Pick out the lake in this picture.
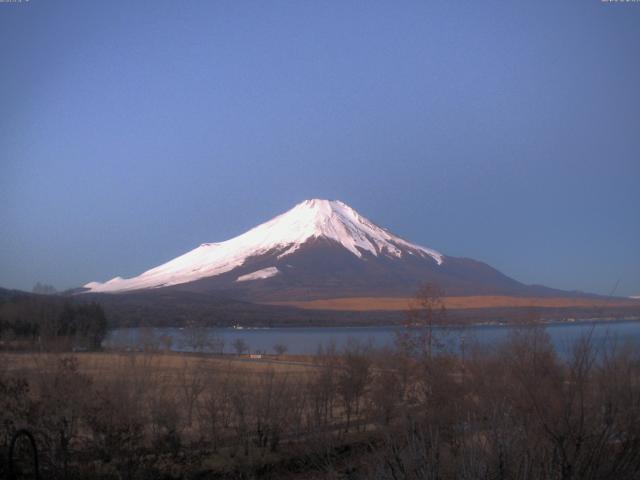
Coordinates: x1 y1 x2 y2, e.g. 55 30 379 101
104 319 640 357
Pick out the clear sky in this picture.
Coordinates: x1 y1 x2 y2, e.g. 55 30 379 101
1 1 639 296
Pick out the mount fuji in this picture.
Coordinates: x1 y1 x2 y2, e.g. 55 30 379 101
83 199 569 301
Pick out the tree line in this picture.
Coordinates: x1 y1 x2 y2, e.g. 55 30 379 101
0 292 108 350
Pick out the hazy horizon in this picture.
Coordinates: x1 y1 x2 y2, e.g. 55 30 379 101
1 1 639 296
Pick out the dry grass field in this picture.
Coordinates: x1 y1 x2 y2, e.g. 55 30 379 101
1 350 316 380
0 350 333 478
267 295 640 311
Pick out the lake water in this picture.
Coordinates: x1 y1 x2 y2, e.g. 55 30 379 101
105 320 640 357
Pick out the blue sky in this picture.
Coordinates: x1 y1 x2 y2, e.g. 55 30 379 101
1 0 639 296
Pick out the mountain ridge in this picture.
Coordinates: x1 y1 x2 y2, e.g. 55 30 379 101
84 199 444 294
82 199 595 301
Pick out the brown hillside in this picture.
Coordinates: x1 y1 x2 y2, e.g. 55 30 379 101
266 295 640 312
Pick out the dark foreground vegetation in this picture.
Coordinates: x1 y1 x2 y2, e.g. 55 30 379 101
1 324 639 479
0 291 108 351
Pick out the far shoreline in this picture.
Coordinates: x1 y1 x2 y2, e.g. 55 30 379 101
107 315 640 332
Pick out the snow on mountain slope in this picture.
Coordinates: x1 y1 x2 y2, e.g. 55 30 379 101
236 267 280 282
83 199 443 293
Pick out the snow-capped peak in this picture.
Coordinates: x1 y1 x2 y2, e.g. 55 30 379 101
272 199 442 261
83 199 443 293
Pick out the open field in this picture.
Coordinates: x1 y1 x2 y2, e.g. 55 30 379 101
267 295 640 311
1 348 395 478
2 350 316 377
0 350 341 478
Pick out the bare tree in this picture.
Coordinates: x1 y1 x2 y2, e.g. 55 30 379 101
177 359 207 427
232 338 249 356
198 366 233 452
149 386 181 454
84 372 146 479
338 339 372 432
252 369 292 453
310 348 338 428
159 334 173 352
369 368 401 426
273 343 288 356
138 326 159 352
229 377 251 456
181 327 221 353
35 356 92 477
210 333 225 355
397 282 447 360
